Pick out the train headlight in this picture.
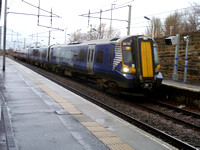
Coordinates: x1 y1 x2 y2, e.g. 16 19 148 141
123 67 130 73
121 65 136 74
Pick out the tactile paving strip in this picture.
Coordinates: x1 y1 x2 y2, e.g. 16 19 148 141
80 121 134 150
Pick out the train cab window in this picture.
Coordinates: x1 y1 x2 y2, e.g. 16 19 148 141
79 50 85 61
153 45 159 65
96 50 104 63
122 45 133 67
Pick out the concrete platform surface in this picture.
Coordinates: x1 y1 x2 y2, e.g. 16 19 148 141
163 79 200 93
0 57 177 150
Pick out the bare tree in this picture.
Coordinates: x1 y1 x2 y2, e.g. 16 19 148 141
97 23 120 39
106 26 121 39
182 3 200 32
89 23 120 40
69 29 87 43
97 23 106 39
145 17 163 37
164 12 183 36
69 23 121 42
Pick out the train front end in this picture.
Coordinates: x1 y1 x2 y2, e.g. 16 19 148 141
117 35 163 90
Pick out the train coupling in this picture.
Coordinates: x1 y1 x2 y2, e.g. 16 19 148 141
142 83 153 89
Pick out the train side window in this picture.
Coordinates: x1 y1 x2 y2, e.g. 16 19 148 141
87 50 90 62
33 49 39 56
109 48 114 65
96 50 104 63
42 49 46 57
91 49 94 62
79 50 85 61
51 48 56 59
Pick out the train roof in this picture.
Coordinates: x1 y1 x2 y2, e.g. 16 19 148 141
50 35 151 48
81 37 120 44
80 35 148 45
67 35 145 46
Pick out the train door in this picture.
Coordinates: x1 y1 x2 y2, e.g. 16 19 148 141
138 38 155 81
87 45 95 73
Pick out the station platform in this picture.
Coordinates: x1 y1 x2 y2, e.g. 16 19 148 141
162 79 200 93
0 57 177 150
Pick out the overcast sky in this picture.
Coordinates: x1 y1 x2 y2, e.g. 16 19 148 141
1 0 199 48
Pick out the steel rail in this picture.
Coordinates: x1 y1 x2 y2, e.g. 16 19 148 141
154 101 200 119
137 103 200 130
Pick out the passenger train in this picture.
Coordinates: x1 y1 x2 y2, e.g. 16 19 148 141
13 35 163 94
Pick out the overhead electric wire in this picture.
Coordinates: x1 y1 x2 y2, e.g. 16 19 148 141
87 0 131 14
80 0 134 16
8 12 58 17
7 28 21 35
80 15 127 22
90 0 119 11
116 0 134 7
29 30 59 36
79 0 134 26
21 0 61 18
131 4 200 20
8 0 15 9
38 24 64 31
130 7 200 27
80 5 129 16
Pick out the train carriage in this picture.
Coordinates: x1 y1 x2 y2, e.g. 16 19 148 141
15 35 163 94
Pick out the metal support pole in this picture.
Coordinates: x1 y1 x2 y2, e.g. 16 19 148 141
127 5 131 35
172 34 180 81
64 28 66 44
152 21 154 39
99 9 102 39
24 38 26 49
17 33 19 49
0 26 2 50
38 0 40 25
170 26 174 35
110 4 115 38
3 0 7 71
0 0 2 18
48 31 51 46
64 28 68 44
184 36 189 82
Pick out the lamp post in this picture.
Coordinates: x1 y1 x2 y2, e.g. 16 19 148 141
3 0 8 71
144 16 154 38
48 30 51 46
127 5 131 35
64 28 68 44
110 4 116 38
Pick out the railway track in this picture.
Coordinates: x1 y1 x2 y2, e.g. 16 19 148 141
12 58 199 150
138 99 200 131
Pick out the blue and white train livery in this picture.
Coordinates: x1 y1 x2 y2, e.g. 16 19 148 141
14 35 163 94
